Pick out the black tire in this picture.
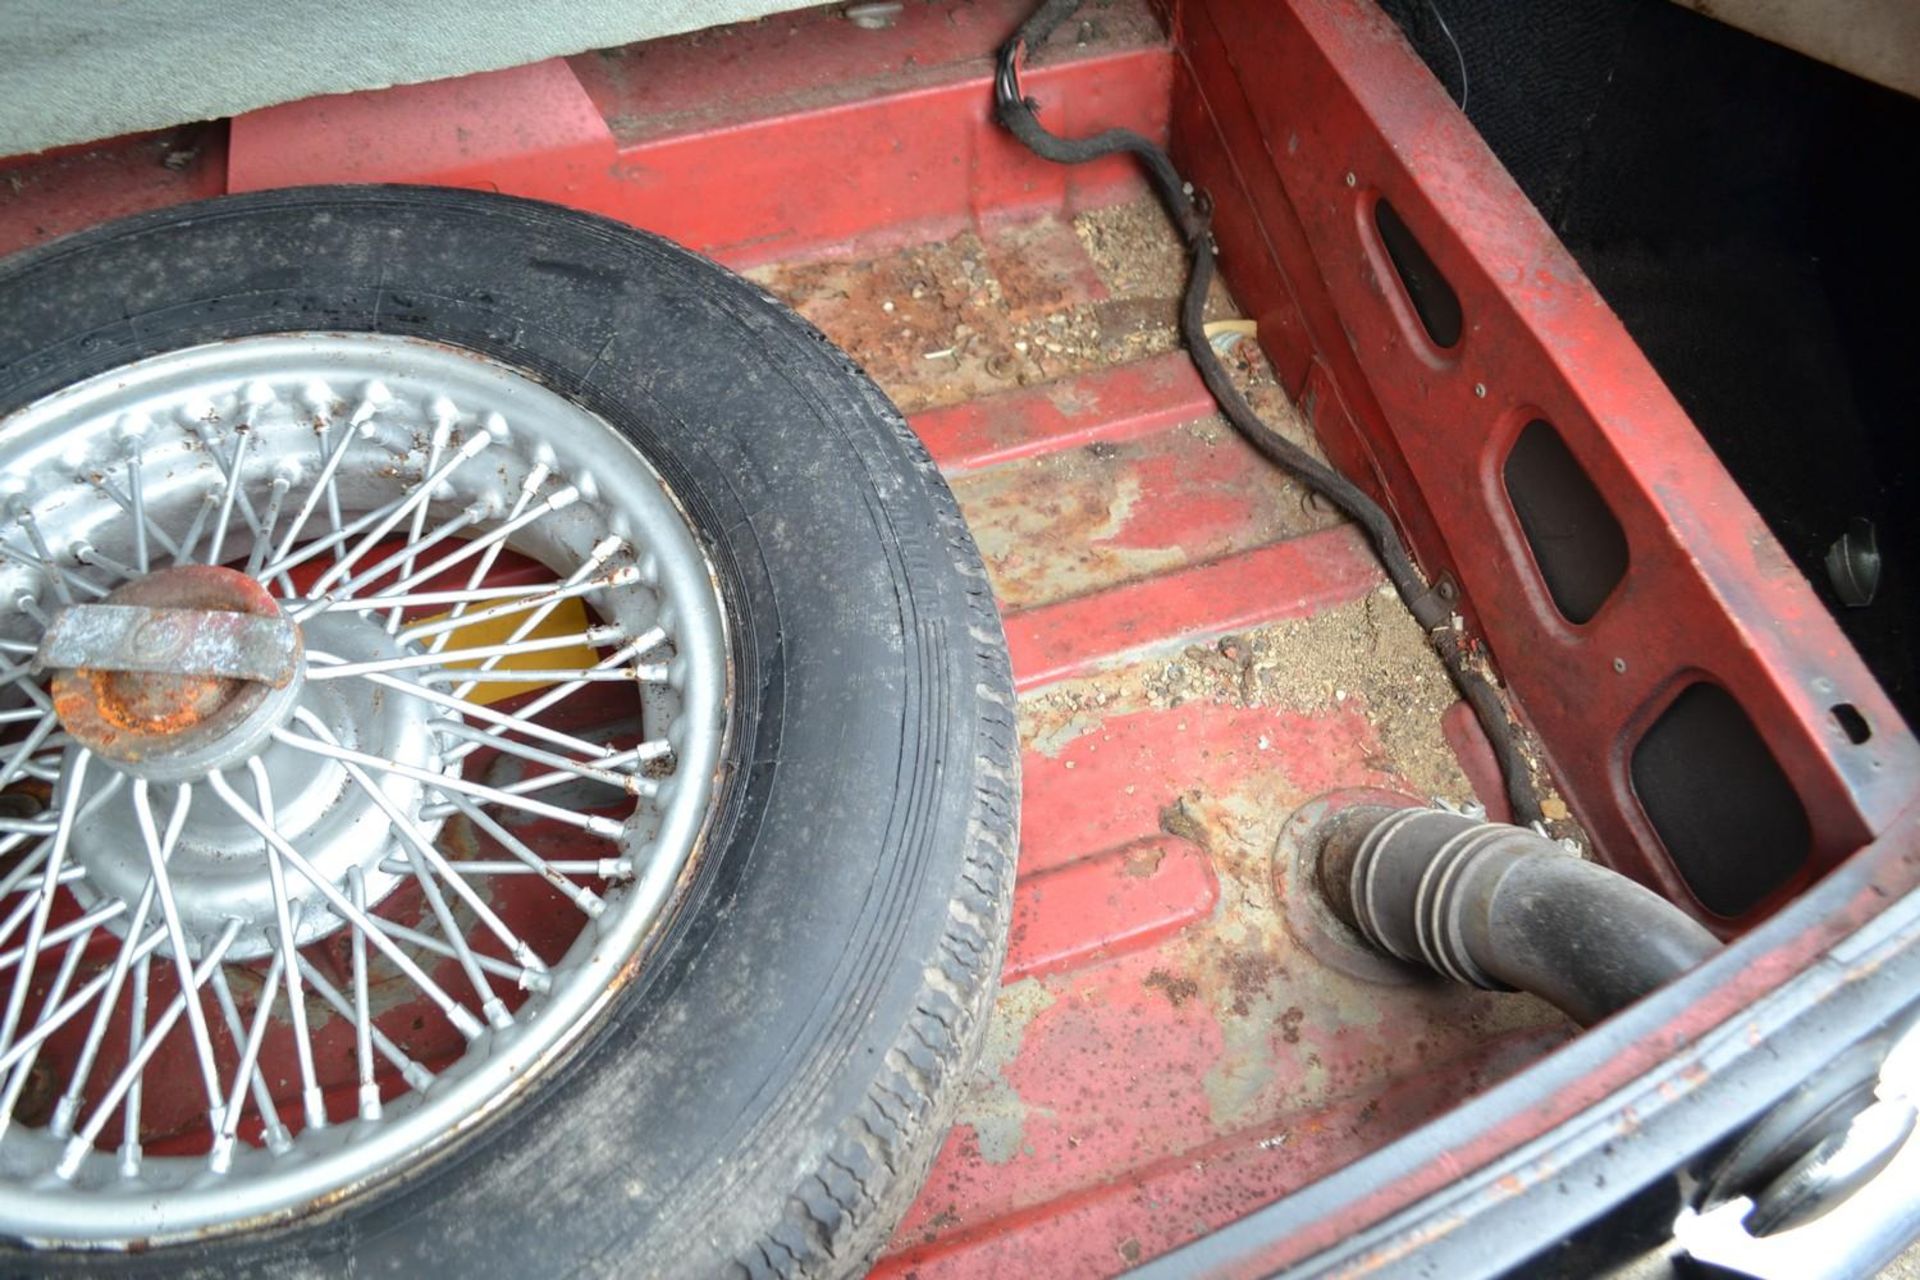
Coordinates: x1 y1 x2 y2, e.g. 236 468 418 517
0 188 1018 1278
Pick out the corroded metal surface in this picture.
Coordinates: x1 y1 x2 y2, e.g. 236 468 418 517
37 568 295 687
44 566 300 772
869 637 1569 1275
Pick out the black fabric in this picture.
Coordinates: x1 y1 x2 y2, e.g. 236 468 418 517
1381 0 1920 726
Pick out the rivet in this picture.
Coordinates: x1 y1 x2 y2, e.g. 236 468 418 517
1344 172 1357 188
1473 383 1487 398
1612 658 1627 674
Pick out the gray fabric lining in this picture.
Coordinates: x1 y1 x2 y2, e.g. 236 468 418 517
0 0 810 157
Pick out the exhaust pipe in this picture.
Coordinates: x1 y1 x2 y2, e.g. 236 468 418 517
1313 805 1720 1026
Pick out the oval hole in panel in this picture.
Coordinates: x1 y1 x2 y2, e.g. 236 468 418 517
1504 419 1630 624
1375 198 1462 349
1631 682 1810 918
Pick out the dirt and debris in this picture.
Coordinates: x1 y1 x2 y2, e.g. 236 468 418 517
1075 192 1297 437
760 191 1585 1195
1206 593 1467 803
751 197 1250 415
953 420 1339 610
1073 198 1189 300
1220 948 1284 1019
751 219 1130 413
1023 587 1476 804
1021 578 1586 854
1075 195 1303 435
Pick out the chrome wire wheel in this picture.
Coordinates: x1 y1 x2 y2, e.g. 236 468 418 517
0 333 730 1246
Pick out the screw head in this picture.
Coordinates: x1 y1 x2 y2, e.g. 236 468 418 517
1612 658 1627 674
1344 172 1357 188
1473 382 1487 398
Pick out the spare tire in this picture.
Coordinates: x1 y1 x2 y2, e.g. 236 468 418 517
0 187 1017 1278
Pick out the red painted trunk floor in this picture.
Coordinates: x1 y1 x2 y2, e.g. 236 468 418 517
751 198 1576 1278
0 3 1686 1267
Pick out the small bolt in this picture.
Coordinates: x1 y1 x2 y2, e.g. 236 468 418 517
1473 383 1487 398
1612 658 1627 674
1436 579 1458 601
1344 172 1357 188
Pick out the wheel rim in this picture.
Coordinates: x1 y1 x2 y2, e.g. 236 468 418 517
0 333 731 1245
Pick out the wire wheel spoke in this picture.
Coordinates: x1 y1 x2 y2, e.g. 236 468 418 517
131 780 228 1136
0 331 724 1243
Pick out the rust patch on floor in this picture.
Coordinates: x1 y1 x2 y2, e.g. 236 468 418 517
750 198 1253 416
1143 968 1200 1007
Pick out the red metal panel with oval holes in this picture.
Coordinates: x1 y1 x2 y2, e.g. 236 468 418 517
1166 0 1920 928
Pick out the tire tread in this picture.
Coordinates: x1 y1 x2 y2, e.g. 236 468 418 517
726 378 1019 1277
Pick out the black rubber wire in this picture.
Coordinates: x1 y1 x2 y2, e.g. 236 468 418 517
994 0 1543 824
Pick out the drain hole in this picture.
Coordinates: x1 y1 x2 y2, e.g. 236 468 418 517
1832 702 1872 744
1631 682 1810 917
1504 419 1630 624
1374 198 1462 349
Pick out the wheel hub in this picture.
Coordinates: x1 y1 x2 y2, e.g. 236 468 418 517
43 564 305 783
43 570 450 960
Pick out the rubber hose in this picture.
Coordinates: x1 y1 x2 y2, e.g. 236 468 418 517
1316 805 1721 1025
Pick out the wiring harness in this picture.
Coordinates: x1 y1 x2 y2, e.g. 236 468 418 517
994 0 1542 823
